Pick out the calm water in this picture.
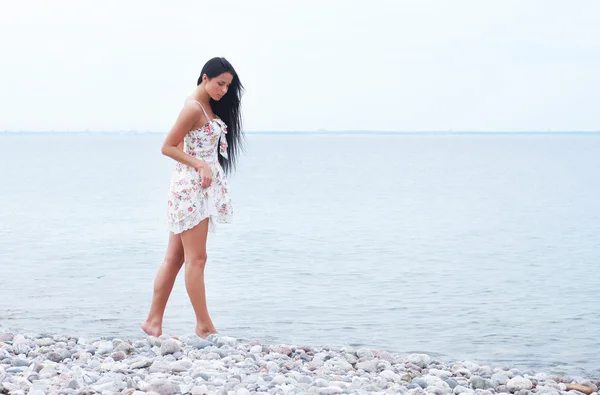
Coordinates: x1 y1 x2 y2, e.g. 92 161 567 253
0 132 599 378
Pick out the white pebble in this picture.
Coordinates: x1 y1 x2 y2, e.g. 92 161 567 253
94 340 113 355
407 353 431 368
379 369 400 381
250 345 262 353
191 385 209 395
266 361 279 373
506 376 533 391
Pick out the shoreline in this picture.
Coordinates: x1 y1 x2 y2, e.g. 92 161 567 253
1 330 599 395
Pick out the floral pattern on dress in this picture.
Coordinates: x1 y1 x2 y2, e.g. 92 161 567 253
167 116 233 234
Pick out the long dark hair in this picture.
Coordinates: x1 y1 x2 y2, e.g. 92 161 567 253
197 57 245 175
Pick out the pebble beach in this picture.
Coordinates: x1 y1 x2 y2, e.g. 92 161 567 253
1 328 598 395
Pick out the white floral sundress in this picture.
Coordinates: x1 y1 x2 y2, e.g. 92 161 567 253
167 100 233 234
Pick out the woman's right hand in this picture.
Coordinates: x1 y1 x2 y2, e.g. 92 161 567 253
195 160 212 188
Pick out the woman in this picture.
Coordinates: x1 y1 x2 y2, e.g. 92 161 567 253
142 57 244 339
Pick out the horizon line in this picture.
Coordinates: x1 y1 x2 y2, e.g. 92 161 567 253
1 130 600 135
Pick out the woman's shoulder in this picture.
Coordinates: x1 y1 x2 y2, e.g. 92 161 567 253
180 98 205 118
183 96 202 108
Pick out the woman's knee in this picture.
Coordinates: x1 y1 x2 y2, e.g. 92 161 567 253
186 253 208 268
164 252 184 268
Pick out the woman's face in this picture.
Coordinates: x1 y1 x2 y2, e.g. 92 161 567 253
204 72 233 101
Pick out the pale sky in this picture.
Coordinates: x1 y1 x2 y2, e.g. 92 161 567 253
1 0 599 132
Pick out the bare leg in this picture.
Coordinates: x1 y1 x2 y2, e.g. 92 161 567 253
179 218 218 338
142 232 184 337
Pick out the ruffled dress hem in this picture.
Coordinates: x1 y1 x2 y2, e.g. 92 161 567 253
168 212 232 234
168 194 233 234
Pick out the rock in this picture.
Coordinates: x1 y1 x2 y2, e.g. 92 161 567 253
112 351 127 361
356 359 378 372
406 387 427 395
314 378 330 387
580 381 598 392
326 357 353 372
427 388 446 395
536 386 560 395
266 361 279 374
469 375 493 390
250 345 262 353
193 340 213 350
462 361 480 372
191 384 209 394
422 375 452 392
27 372 40 383
269 344 292 355
429 368 451 378
319 386 343 394
565 384 595 395
0 333 14 343
178 335 213 350
506 376 533 392
159 339 181 355
492 372 510 386
11 341 31 355
31 361 44 373
148 379 180 395
6 366 27 374
453 385 474 394
39 367 58 379
114 341 135 355
412 378 428 388
94 340 114 355
165 360 193 373
34 337 54 347
67 379 81 389
272 374 286 385
11 358 31 367
453 368 471 378
298 375 313 384
130 358 153 369
379 369 401 382
479 366 494 378
0 348 11 359
354 349 374 360
93 380 126 393
227 354 244 363
46 351 66 362
209 335 237 348
444 378 459 389
308 358 325 371
407 354 431 368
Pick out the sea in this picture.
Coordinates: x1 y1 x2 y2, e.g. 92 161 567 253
0 131 598 378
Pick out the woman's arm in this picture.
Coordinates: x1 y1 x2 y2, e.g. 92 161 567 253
161 102 213 187
161 103 204 169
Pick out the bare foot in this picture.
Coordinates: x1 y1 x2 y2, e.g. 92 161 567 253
195 324 218 339
141 320 162 337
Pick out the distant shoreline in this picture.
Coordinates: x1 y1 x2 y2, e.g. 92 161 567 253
1 131 599 135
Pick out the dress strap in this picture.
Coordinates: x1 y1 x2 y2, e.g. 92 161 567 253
186 99 212 123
